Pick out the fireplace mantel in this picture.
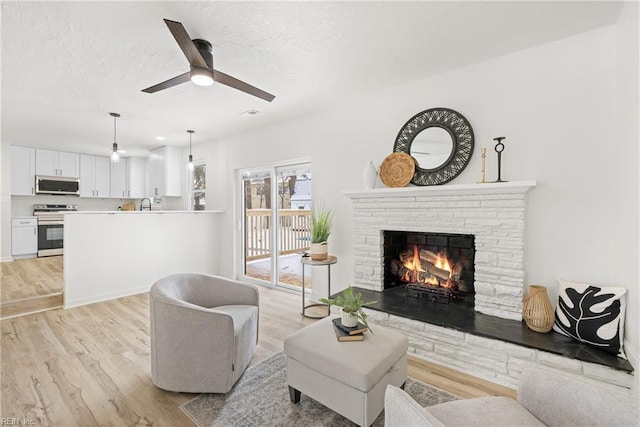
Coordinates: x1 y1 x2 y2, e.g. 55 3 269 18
343 180 537 199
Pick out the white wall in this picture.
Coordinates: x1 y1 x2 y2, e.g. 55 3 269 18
9 193 183 217
64 212 220 308
11 195 124 216
1 141 12 261
614 0 639 390
195 22 639 381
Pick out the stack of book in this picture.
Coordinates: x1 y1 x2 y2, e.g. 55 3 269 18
332 317 368 341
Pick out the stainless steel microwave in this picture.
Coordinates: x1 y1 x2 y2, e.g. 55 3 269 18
35 175 80 196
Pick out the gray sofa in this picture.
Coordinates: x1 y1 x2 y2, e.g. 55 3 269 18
150 273 259 393
385 365 639 426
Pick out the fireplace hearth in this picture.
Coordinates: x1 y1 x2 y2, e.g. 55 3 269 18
330 286 633 375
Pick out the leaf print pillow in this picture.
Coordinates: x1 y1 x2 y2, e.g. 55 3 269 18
553 279 627 359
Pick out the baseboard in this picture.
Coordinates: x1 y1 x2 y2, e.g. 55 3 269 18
63 286 150 309
407 353 517 399
1 256 14 263
1 293 63 319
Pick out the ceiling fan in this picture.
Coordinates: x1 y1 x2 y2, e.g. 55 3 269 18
142 19 275 102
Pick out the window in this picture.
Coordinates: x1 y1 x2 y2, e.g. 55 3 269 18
192 163 206 210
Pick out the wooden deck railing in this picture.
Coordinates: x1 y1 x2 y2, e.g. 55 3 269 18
245 209 311 261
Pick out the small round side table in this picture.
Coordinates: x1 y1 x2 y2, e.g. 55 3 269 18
301 255 337 319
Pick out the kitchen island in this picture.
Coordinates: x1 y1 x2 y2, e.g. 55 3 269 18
64 210 223 308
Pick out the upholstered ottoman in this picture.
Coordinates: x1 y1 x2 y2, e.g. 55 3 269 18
284 316 408 426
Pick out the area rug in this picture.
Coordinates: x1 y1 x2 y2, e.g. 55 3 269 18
180 352 458 427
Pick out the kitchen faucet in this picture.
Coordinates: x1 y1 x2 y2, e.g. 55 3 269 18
140 198 152 211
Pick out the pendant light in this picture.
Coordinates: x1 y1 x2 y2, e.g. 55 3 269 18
110 112 121 163
187 130 195 171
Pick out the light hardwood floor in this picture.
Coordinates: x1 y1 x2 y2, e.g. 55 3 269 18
1 285 514 426
1 256 64 319
1 256 63 303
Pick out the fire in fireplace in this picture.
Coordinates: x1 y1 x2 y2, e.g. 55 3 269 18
383 231 475 304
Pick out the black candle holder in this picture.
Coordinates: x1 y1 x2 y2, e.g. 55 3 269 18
492 137 508 183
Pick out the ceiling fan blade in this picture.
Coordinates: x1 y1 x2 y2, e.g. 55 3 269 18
163 19 208 69
213 70 275 102
142 72 191 93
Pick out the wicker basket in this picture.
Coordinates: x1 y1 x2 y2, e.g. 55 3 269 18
522 285 555 333
379 152 416 187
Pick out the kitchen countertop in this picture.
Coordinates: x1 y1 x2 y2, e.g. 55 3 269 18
66 210 225 214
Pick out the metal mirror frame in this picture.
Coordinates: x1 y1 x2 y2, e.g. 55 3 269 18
393 107 474 186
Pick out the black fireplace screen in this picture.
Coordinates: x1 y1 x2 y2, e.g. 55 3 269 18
383 231 475 303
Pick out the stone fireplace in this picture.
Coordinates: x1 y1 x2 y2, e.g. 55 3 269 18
346 182 535 321
343 181 634 389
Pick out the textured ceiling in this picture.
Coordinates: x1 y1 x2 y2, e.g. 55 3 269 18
1 1 622 157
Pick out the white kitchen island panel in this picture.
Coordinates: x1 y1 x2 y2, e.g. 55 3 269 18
64 211 223 308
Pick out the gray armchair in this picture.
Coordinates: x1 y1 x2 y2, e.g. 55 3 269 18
385 365 638 426
150 273 259 393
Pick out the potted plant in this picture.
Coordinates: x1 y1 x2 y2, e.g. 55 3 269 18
310 203 334 261
321 286 376 330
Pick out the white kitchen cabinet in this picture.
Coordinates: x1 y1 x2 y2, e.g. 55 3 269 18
12 217 38 258
79 155 94 197
94 156 110 197
80 154 110 198
11 145 36 196
149 146 182 197
36 149 80 178
126 157 146 199
110 157 146 199
35 149 57 176
149 148 163 197
110 159 127 198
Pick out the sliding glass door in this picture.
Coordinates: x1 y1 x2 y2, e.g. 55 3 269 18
239 162 312 290
242 169 274 283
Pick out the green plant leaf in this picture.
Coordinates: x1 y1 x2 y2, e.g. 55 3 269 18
320 286 377 333
311 203 334 244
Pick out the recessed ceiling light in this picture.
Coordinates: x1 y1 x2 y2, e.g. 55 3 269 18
155 136 165 141
240 109 260 116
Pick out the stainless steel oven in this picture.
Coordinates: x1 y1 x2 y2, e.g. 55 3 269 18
33 204 78 257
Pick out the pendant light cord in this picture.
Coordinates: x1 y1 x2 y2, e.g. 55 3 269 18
187 130 195 162
109 112 120 150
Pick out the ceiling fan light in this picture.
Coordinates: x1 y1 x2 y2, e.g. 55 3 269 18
190 68 213 86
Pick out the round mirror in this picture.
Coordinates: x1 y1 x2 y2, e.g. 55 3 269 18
393 108 474 186
409 127 454 170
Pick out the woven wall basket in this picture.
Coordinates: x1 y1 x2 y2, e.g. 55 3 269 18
522 285 555 333
379 152 416 187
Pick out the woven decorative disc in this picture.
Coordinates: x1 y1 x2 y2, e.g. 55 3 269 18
379 152 416 187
